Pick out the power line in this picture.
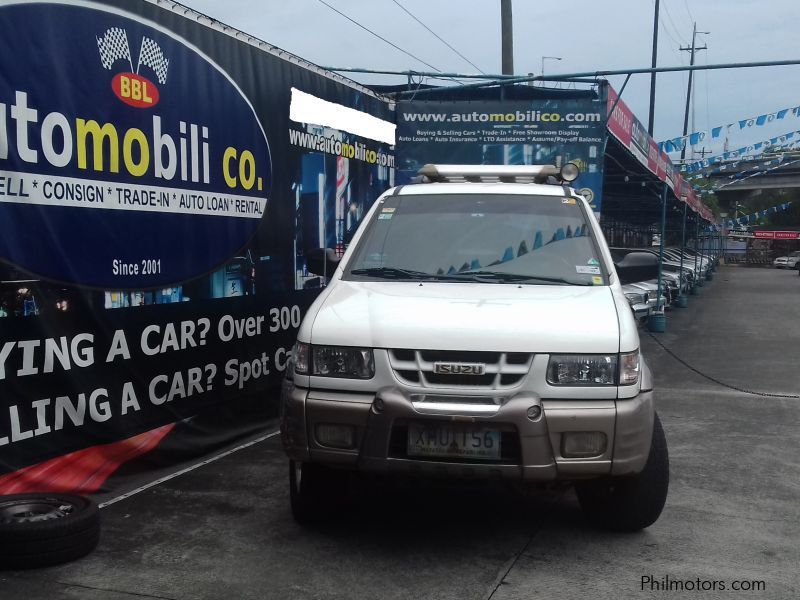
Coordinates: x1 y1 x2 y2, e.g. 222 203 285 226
683 0 695 24
703 50 712 151
314 0 442 73
661 0 687 45
389 0 485 74
650 0 683 61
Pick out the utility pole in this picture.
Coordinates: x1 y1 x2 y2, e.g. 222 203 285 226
647 0 660 135
679 23 709 161
501 0 513 75
541 56 562 86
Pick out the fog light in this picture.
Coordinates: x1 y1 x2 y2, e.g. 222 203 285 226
373 397 385 413
315 424 356 449
562 431 607 458
526 405 542 420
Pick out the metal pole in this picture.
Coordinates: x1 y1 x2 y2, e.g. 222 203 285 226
680 24 697 162
391 58 800 98
657 183 667 309
677 201 688 306
647 0 660 135
607 73 632 118
501 0 513 75
679 25 708 161
321 66 598 81
693 216 702 289
648 183 669 331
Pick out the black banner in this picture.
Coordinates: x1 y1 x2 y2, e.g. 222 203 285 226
0 0 394 489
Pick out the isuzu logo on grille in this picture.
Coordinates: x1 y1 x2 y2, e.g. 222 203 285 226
433 362 486 375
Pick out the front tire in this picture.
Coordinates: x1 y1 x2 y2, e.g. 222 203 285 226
289 460 344 524
576 412 669 531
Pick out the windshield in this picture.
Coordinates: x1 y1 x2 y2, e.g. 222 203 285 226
344 193 605 286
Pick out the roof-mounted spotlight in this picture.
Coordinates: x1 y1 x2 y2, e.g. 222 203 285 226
560 162 580 182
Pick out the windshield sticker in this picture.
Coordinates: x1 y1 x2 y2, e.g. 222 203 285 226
562 198 576 204
381 207 396 213
592 276 603 285
587 258 600 265
378 213 393 220
576 265 602 275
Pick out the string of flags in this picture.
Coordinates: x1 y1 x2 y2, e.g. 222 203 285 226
688 155 788 181
711 158 800 192
700 202 793 231
720 202 793 229
682 130 800 173
659 105 800 152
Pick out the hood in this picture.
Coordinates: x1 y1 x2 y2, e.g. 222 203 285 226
309 280 622 353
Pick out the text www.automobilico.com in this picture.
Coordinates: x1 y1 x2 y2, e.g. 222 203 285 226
288 129 394 167
402 110 602 124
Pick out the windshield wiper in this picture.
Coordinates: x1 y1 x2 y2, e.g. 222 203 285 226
450 271 593 285
350 267 439 280
350 267 593 286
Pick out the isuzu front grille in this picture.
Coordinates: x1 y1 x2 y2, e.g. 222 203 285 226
388 349 533 390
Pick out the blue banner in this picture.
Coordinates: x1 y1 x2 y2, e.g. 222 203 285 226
0 2 272 288
396 99 607 213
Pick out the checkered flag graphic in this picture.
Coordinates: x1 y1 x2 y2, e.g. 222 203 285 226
137 36 169 84
97 27 133 71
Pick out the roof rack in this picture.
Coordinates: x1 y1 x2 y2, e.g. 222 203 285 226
417 163 580 184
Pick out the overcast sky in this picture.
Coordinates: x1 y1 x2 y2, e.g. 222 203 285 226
178 0 800 160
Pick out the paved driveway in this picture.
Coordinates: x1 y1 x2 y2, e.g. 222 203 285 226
2 266 798 600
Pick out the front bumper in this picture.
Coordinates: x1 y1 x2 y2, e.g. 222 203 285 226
631 302 650 320
280 381 654 482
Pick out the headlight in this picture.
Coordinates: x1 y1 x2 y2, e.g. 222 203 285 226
624 292 643 304
619 350 640 385
311 345 375 379
293 342 310 375
547 354 617 386
547 351 640 386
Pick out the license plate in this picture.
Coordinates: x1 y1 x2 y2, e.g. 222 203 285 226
407 424 501 460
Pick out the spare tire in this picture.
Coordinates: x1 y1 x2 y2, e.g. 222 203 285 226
0 493 100 570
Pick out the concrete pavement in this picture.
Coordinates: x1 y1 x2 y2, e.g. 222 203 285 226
2 266 798 600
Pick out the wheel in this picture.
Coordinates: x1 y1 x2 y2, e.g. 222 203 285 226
289 460 344 524
576 413 669 531
0 493 100 570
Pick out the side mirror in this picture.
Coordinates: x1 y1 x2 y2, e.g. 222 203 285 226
306 248 340 277
614 251 659 285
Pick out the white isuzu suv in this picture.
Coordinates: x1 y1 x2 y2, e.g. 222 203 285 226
280 164 669 531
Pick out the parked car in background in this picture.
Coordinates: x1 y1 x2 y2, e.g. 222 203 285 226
661 263 692 292
611 248 686 303
628 280 668 312
622 285 650 321
773 251 800 269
